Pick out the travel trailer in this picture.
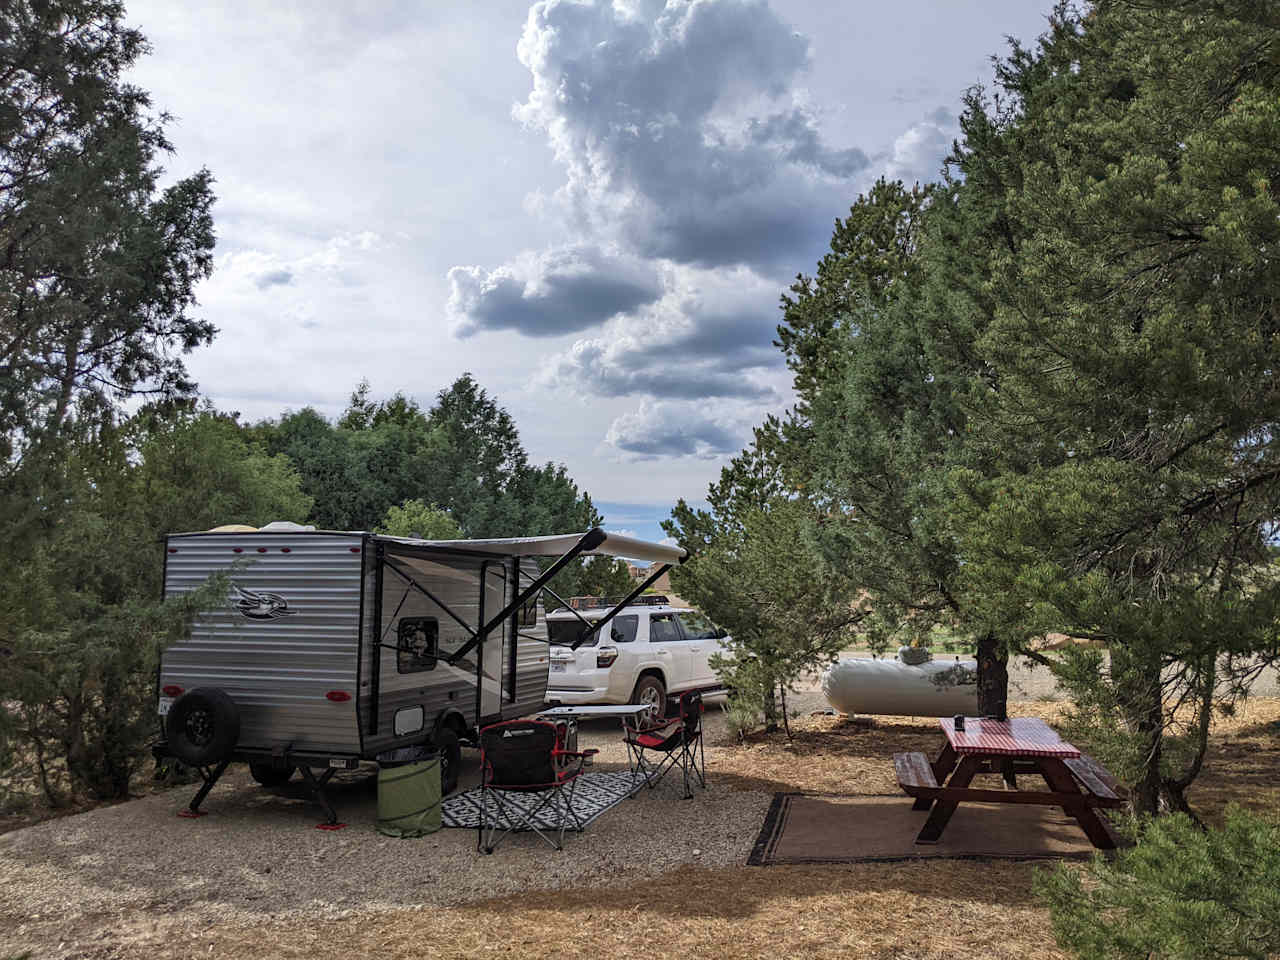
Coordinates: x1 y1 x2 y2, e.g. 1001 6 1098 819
154 523 686 822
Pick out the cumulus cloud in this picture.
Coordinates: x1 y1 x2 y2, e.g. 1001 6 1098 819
254 268 294 289
447 244 664 338
883 107 958 186
606 399 747 460
538 265 782 401
511 0 869 272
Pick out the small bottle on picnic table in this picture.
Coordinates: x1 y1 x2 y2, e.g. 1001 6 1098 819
954 715 965 731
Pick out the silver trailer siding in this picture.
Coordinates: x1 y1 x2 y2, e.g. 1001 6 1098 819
161 532 364 755
161 533 551 761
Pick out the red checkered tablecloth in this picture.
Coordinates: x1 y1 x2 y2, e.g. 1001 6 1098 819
939 717 1080 758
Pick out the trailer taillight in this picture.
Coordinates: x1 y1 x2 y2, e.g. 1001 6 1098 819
162 685 184 697
326 690 352 702
349 547 361 554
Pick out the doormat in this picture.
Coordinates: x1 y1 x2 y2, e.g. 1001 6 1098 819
748 793 1098 866
441 770 637 831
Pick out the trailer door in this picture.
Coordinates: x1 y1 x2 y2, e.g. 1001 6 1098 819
479 560 508 718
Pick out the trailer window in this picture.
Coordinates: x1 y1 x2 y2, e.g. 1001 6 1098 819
397 618 438 673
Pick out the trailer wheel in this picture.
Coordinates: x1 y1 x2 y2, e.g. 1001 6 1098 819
249 760 294 787
435 729 461 795
165 688 240 766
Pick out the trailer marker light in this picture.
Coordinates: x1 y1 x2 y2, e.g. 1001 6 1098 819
162 684 184 697
280 547 291 553
167 547 178 554
256 547 268 553
232 547 243 553
325 690 352 702
349 546 361 554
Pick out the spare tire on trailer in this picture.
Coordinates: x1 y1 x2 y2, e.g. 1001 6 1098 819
165 687 240 767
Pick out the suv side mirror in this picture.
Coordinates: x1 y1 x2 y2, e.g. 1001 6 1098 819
714 627 728 639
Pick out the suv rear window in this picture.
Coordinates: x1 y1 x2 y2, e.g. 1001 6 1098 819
547 613 639 647
548 619 594 647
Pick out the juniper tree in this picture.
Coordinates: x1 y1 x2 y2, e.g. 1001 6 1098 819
947 0 1280 815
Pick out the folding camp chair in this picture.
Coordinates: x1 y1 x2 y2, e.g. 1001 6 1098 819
623 690 706 799
477 719 597 854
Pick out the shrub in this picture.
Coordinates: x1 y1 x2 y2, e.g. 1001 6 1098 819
1036 807 1280 960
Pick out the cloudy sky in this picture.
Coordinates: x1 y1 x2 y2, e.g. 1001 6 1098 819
126 0 1049 542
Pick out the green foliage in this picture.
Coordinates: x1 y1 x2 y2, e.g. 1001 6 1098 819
253 374 605 541
941 0 1280 813
777 177 933 410
1036 807 1280 960
376 499 464 540
0 0 216 467
0 409 310 805
669 495 862 735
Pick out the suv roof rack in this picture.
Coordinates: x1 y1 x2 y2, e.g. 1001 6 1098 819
566 594 670 610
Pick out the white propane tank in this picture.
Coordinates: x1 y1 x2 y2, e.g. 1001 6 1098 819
822 651 979 717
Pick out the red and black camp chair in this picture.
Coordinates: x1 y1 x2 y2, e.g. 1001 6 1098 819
623 690 706 799
477 719 597 854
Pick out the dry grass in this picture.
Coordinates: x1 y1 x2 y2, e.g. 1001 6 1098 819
709 699 1280 821
121 860 1069 960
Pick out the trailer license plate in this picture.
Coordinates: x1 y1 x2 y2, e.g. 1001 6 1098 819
157 696 174 716
550 663 567 673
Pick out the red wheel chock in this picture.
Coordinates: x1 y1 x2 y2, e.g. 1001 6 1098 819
315 822 347 831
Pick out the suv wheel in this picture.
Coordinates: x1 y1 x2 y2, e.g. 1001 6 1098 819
631 675 666 721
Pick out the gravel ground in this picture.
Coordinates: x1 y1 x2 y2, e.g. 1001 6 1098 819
0 715 769 959
4 654 1276 958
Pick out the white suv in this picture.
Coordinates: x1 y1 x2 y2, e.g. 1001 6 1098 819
544 596 729 717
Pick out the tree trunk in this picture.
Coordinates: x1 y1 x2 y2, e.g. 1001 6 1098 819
1129 664 1166 817
976 631 1008 720
763 683 780 733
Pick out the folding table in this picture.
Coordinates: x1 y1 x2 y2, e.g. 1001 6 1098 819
536 704 656 791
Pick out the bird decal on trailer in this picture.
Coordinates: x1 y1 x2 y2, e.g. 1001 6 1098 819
232 583 298 620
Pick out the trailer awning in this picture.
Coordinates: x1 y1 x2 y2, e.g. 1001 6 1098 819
377 528 686 566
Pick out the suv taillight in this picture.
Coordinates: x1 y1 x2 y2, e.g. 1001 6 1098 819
596 648 619 669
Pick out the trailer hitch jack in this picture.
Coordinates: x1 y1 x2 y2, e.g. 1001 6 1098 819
179 758 231 817
298 766 344 828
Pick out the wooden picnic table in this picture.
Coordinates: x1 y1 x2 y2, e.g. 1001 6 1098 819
894 716 1125 849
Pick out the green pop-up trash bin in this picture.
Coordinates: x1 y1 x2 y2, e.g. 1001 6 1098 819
376 748 442 838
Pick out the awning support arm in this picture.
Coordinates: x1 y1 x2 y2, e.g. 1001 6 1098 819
446 528 607 665
571 563 672 650
521 575 594 631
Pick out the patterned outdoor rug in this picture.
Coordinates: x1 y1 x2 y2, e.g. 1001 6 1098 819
748 793 1098 865
441 770 638 830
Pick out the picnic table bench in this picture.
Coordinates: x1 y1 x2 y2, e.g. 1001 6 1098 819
894 717 1125 849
